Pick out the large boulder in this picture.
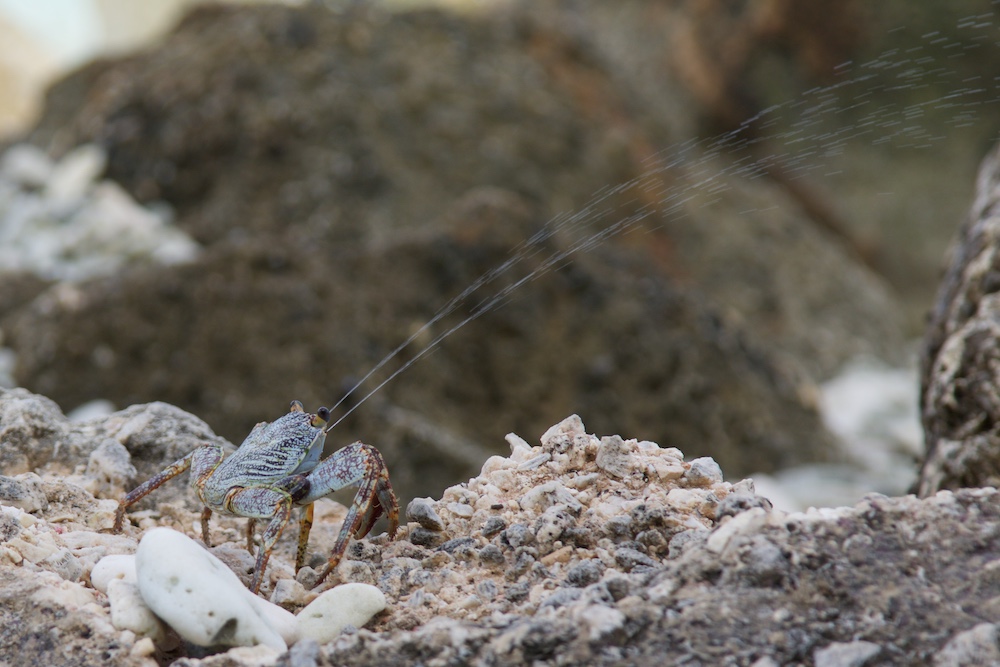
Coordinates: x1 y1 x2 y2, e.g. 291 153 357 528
5 197 835 499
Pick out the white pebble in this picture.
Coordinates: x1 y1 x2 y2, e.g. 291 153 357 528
647 577 678 605
107 579 170 645
85 499 121 531
685 457 723 486
934 623 1000 667
574 603 626 642
595 436 635 479
447 502 475 518
296 583 386 644
505 433 533 454
253 596 299 647
519 481 582 514
269 577 310 608
135 527 290 651
666 487 709 514
129 637 157 658
8 533 59 564
706 507 769 554
59 529 133 552
535 505 574 544
517 452 551 470
480 455 514 475
91 554 137 593
645 458 685 482
566 472 600 489
540 415 586 445
814 640 881 667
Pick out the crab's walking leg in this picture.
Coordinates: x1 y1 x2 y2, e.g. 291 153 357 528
246 519 257 553
113 444 225 532
300 442 399 587
224 487 295 594
224 473 312 593
296 503 315 572
200 507 213 546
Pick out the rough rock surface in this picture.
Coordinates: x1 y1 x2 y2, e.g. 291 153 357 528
0 2 908 503
1 388 999 666
919 143 1000 495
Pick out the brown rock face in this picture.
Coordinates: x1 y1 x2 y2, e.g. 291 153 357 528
5 207 832 502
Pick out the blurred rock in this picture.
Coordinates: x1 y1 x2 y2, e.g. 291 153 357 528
0 142 199 282
1 3 912 502
565 1 997 336
919 142 1000 495
4 224 837 499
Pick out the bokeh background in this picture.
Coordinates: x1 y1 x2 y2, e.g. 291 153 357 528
1 0 998 510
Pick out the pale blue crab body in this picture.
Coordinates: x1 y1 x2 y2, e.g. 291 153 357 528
114 401 399 594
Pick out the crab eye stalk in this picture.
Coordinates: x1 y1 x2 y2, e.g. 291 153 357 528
312 407 331 427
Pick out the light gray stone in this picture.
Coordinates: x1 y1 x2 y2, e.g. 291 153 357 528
814 640 881 667
135 527 293 651
295 583 386 645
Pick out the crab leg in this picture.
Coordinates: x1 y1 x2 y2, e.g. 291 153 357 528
113 444 225 532
200 507 213 546
298 442 399 587
296 503 315 572
246 518 257 553
223 487 296 594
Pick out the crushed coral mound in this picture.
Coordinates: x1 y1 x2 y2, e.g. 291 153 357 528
355 415 746 631
0 387 752 663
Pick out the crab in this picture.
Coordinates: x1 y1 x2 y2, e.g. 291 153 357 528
113 400 399 594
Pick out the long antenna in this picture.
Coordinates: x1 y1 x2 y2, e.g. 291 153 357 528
320 135 751 435
323 202 658 434
321 17 996 433
321 176 656 434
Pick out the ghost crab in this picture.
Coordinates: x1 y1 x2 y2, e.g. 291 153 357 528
113 401 399 594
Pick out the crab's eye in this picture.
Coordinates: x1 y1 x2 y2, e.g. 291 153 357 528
312 407 331 427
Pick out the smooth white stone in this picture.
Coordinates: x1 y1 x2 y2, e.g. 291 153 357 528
91 553 138 595
135 527 288 651
66 399 116 422
252 596 298 647
296 583 386 645
107 579 170 645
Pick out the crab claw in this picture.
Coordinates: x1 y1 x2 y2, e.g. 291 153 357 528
295 441 400 587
